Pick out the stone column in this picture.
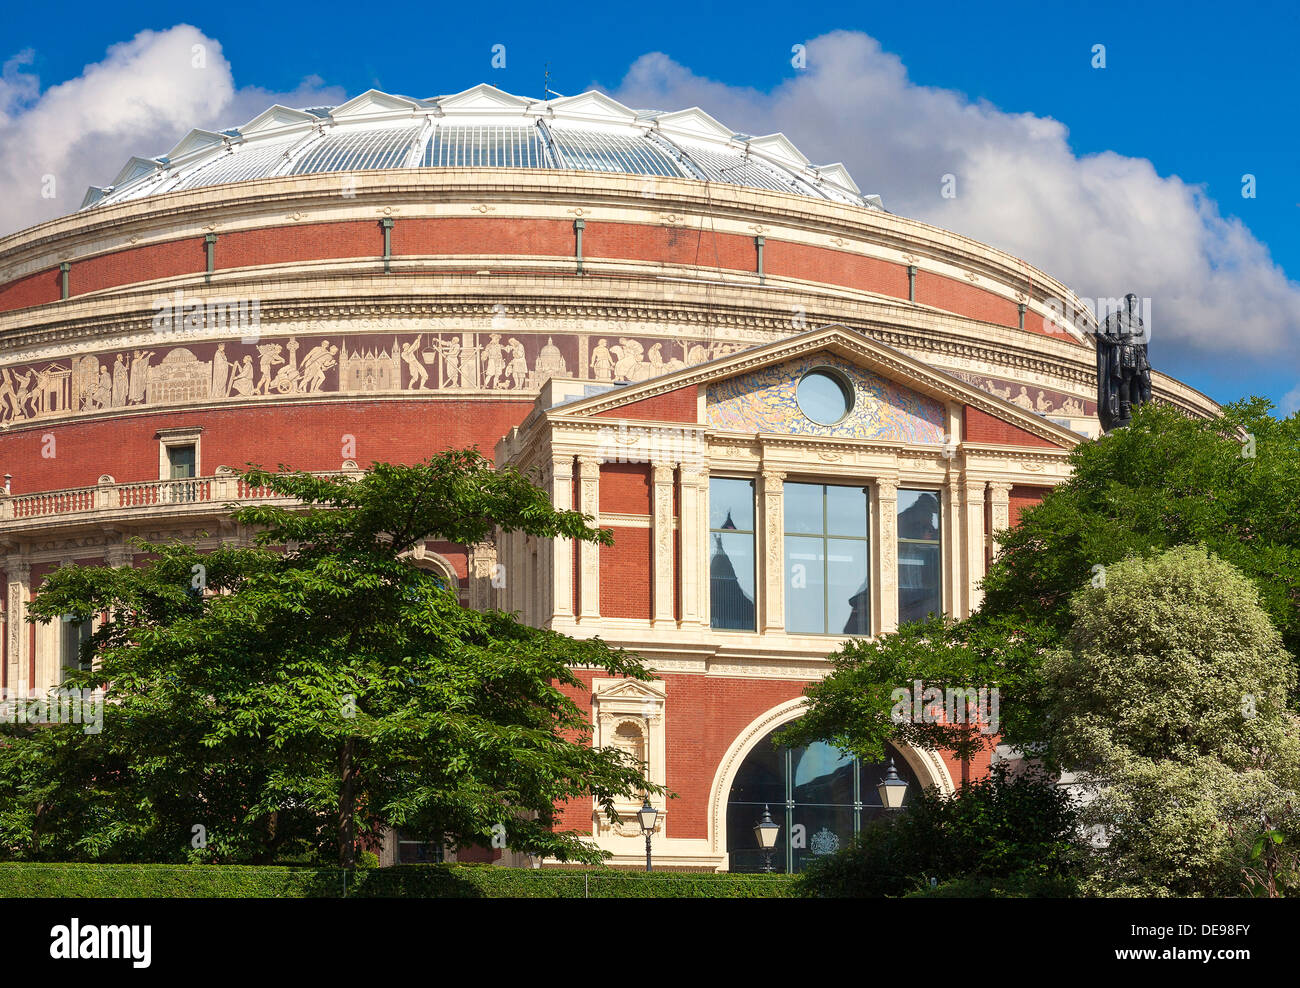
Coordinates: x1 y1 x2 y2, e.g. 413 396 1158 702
679 465 707 628
758 470 785 633
697 469 712 629
962 479 987 616
577 457 601 620
104 541 134 569
5 558 30 695
468 542 498 611
988 481 1013 559
944 478 962 619
651 462 676 626
875 477 899 635
547 455 575 624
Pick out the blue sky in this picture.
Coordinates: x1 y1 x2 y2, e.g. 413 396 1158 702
3 0 1296 409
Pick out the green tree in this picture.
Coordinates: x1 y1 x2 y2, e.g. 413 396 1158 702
778 616 1055 767
982 399 1300 661
797 763 1080 897
0 452 662 867
1042 547 1300 896
782 398 1300 771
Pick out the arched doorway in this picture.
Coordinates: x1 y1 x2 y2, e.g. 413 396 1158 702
725 726 922 873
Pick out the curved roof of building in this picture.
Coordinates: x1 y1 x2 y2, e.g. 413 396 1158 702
81 84 880 212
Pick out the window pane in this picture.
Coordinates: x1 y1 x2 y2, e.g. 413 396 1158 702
168 444 196 479
827 538 871 635
61 618 93 681
898 489 941 541
711 531 756 630
899 542 942 624
825 485 868 537
796 370 853 425
709 478 754 532
785 535 826 633
783 482 823 534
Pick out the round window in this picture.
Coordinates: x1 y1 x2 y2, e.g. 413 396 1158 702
796 369 854 425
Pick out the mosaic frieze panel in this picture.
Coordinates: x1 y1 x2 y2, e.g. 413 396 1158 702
706 353 946 444
0 332 755 425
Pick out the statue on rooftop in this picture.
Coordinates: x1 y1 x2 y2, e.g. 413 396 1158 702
1094 293 1152 432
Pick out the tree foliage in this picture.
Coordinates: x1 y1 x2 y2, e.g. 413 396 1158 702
1044 547 1300 896
797 763 1080 897
982 398 1300 661
0 452 661 866
778 616 1054 760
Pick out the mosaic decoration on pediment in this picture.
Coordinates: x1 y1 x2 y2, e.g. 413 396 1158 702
946 369 1095 418
706 353 946 444
0 331 758 426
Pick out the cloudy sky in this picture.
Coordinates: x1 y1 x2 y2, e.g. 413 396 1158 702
1 2 1295 410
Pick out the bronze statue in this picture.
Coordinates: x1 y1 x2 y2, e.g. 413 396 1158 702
1094 293 1152 432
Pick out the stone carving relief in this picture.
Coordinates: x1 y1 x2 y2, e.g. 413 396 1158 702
947 369 1093 418
0 331 757 425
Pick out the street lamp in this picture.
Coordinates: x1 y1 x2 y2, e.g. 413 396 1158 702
753 804 782 873
637 797 658 873
877 756 909 810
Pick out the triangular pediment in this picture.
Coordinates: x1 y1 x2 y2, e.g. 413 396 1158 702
330 89 423 122
747 133 808 169
593 678 668 703
109 156 164 189
238 104 318 137
546 90 638 124
437 83 534 115
814 162 860 194
165 129 228 162
551 325 1081 450
653 107 735 143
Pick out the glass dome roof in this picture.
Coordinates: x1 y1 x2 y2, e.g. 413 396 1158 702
80 84 880 211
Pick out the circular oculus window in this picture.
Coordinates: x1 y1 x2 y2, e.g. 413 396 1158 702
796 368 854 425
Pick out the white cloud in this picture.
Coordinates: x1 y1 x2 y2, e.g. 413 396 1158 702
0 26 344 235
606 32 1300 359
1283 383 1300 416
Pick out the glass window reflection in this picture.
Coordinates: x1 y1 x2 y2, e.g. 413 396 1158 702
784 483 870 635
726 726 921 873
710 478 756 631
898 489 942 625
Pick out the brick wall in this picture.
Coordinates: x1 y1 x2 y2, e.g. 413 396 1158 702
1009 484 1052 527
597 463 651 514
594 385 698 423
0 399 530 492
0 217 1083 341
599 527 651 619
963 405 1062 449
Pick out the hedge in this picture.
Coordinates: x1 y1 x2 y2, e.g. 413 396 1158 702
0 863 798 898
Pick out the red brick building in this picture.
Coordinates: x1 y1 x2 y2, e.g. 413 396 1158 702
0 85 1217 870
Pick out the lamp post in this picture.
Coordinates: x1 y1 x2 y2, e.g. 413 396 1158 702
637 797 658 873
753 804 782 873
877 756 909 810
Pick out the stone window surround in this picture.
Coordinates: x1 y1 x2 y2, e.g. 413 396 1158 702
501 440 1023 643
156 426 203 481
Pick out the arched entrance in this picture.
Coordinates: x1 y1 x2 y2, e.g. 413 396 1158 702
708 699 954 872
725 726 921 873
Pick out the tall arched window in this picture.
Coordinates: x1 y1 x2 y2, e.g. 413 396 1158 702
725 727 921 873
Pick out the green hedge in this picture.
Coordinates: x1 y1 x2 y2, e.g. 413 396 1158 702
0 863 797 898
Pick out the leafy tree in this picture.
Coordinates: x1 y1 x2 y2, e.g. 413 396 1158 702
1042 545 1298 774
797 762 1080 897
0 452 662 867
982 398 1300 661
778 616 1055 765
783 398 1300 772
1042 547 1300 896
